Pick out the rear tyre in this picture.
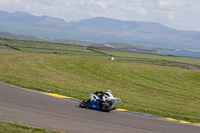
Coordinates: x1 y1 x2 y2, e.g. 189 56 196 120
101 101 114 112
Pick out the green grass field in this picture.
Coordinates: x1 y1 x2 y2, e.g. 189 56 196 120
1 38 200 69
0 121 62 133
0 38 200 124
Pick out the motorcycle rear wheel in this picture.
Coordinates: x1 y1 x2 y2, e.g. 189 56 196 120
101 102 115 112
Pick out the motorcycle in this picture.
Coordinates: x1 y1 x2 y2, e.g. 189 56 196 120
79 92 121 112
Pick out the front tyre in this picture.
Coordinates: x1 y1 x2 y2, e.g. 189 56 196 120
79 99 90 108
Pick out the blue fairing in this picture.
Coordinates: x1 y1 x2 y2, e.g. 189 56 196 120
88 99 100 110
98 94 103 99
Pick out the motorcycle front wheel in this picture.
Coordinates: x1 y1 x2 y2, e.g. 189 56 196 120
79 99 90 108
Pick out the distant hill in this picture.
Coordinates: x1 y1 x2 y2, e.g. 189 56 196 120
0 10 200 50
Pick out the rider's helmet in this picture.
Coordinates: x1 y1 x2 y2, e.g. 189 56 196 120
106 89 112 93
104 90 112 98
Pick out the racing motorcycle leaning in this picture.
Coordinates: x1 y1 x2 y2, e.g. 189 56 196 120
79 91 121 112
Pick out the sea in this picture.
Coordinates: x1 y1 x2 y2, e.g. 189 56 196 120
157 50 200 58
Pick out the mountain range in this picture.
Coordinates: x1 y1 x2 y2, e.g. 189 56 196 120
0 10 200 50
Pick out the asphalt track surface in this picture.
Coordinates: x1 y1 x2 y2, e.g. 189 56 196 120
0 83 199 133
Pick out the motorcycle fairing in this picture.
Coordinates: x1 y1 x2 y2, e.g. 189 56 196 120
88 99 100 110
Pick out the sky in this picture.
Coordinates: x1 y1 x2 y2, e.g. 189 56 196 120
0 0 200 31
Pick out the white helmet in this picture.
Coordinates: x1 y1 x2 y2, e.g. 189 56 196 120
106 89 112 93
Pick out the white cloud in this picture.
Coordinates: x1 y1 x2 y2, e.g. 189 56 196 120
97 1 107 9
158 0 172 7
138 7 147 16
0 0 13 4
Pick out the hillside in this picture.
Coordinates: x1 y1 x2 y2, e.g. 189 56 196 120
0 39 200 123
0 10 200 50
0 38 199 69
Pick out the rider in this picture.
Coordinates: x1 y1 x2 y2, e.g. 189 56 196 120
89 90 112 103
89 89 117 110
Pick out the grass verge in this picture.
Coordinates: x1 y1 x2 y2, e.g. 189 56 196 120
0 121 62 133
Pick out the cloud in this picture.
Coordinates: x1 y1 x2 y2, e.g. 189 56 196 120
96 1 107 9
158 0 172 7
